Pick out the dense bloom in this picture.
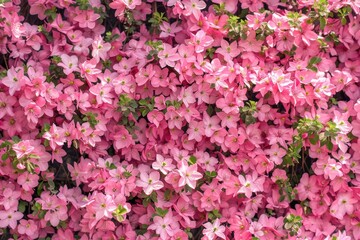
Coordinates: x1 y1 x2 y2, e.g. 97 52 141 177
0 0 360 239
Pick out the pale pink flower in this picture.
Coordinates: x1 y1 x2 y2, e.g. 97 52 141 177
202 218 226 240
159 22 182 38
238 172 265 198
92 35 112 61
158 43 180 68
182 0 206 20
136 170 164 195
12 140 35 159
0 210 23 229
58 54 80 75
17 219 38 238
148 211 180 239
188 30 214 53
330 192 358 220
17 172 39 191
43 124 66 150
152 154 175 175
177 160 202 189
2 66 27 96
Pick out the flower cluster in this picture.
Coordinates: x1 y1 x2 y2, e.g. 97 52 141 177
0 0 360 239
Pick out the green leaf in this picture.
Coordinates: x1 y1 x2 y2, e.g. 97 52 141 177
44 8 57 22
325 140 333 151
155 207 168 217
205 171 217 178
341 17 347 25
37 181 44 196
309 134 319 145
349 171 355 179
188 156 197 165
18 200 27 213
43 123 51 132
38 210 46 219
12 136 21 143
48 178 56 191
319 17 326 30
150 191 157 203
106 162 117 170
29 154 40 159
309 56 322 65
164 189 172 201
141 108 150 117
1 153 8 161
113 205 128 222
0 0 11 5
0 141 11 148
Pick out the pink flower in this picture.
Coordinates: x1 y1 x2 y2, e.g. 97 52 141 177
2 66 27 96
159 22 182 38
177 160 202 189
92 35 112 61
43 124 66 150
147 110 164 128
330 192 358 220
0 188 21 210
152 154 175 175
158 43 180 68
12 140 35 159
188 30 214 53
323 158 343 180
89 84 114 105
136 170 164 195
80 58 102 84
148 210 180 239
215 39 241 61
37 192 68 227
296 173 320 201
17 172 39 191
73 10 100 29
0 210 23 229
182 0 206 20
0 92 16 119
17 219 38 238
187 121 205 142
92 193 117 221
58 54 80 75
264 144 287 165
238 172 265 198
113 126 134 150
202 218 226 240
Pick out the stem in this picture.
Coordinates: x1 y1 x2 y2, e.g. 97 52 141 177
2 54 8 70
154 1 158 13
301 147 310 172
301 147 305 171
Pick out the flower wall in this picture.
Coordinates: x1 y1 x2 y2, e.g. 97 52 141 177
0 0 360 239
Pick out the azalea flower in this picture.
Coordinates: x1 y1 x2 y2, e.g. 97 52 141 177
202 219 226 240
136 171 164 195
177 160 202 189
